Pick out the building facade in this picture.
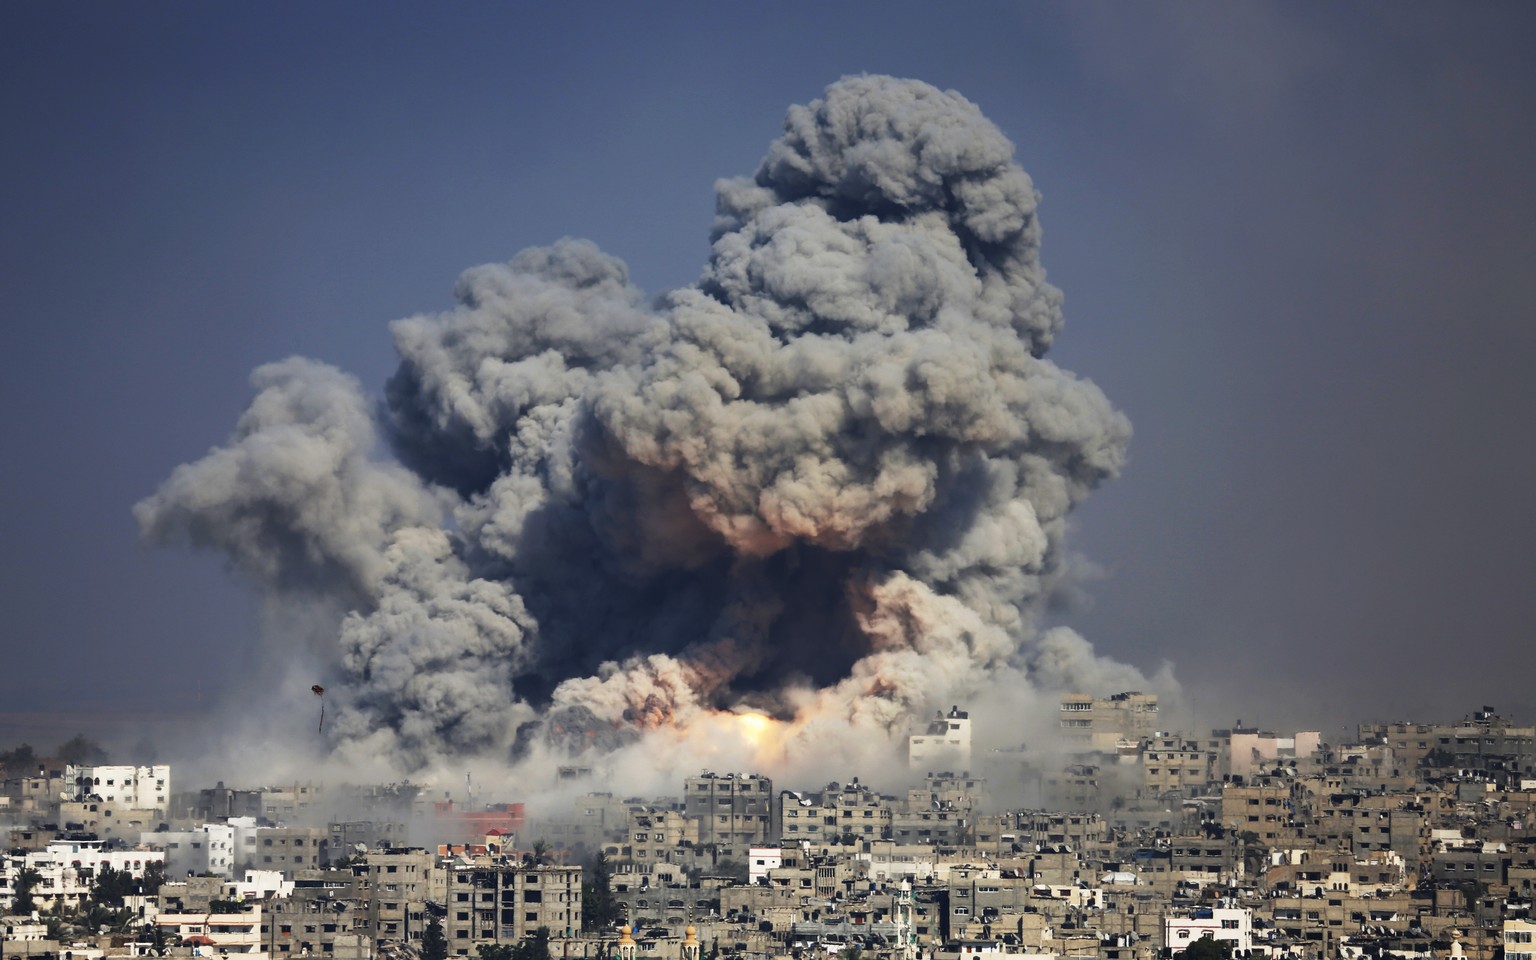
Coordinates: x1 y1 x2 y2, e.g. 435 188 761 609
684 774 775 856
442 861 581 956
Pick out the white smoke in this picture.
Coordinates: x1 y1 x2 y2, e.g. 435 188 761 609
136 75 1171 781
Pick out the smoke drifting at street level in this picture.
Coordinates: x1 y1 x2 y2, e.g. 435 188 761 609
135 75 1169 777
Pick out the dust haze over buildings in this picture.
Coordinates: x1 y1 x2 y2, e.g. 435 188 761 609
135 76 1175 789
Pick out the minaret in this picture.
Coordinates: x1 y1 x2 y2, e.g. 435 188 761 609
894 880 917 960
617 925 637 960
682 925 701 960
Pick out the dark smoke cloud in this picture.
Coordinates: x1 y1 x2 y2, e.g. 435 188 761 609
134 358 445 607
137 76 1165 774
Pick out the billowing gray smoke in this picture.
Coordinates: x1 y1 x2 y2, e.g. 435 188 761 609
136 76 1154 774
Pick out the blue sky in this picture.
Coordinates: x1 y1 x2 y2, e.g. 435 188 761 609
4 2 1535 740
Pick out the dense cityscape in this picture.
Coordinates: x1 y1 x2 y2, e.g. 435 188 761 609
4 695 1534 960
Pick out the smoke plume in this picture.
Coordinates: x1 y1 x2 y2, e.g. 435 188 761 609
136 76 1165 779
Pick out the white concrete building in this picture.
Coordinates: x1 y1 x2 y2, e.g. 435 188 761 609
1 840 165 912
66 764 171 812
146 823 237 879
909 706 971 771
229 816 261 872
748 847 783 885
858 840 937 882
1165 907 1253 955
231 870 293 902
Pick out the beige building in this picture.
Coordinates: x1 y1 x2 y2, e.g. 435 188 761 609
156 905 264 956
779 779 893 844
443 860 582 956
263 880 373 960
260 782 325 822
616 806 698 865
1139 735 1217 795
251 825 329 878
1221 781 1294 846
1059 692 1159 753
366 848 435 944
1043 764 1106 811
1360 721 1436 768
60 799 163 842
684 773 775 857
1505 918 1536 960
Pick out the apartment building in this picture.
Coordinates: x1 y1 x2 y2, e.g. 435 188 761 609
148 822 238 878
60 799 164 842
65 764 170 812
1059 692 1159 753
176 781 264 821
908 706 972 772
157 905 265 956
251 825 329 878
1360 721 1437 769
1433 708 1536 780
441 861 581 955
1164 907 1254 955
684 773 774 856
261 782 325 822
1311 791 1428 864
366 848 435 943
1043 764 1104 811
617 806 698 864
778 779 893 844
1 839 165 912
858 839 938 882
1505 918 1536 960
1220 781 1294 845
1140 735 1217 795
330 820 408 855
263 894 372 960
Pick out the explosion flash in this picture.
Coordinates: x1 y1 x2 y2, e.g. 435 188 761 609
732 712 775 747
